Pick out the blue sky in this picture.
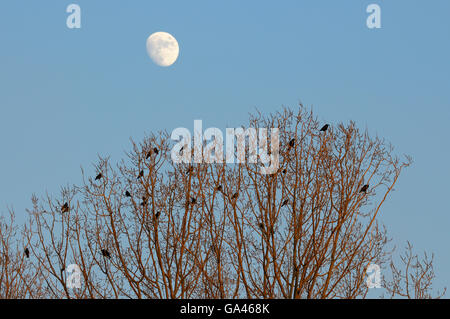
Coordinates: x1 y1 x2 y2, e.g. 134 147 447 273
0 1 449 295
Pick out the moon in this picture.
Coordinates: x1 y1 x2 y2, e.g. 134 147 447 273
146 32 179 67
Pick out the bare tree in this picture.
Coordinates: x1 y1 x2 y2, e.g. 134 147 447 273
383 242 446 299
0 105 444 299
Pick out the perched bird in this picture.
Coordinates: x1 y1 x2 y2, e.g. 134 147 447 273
281 199 289 207
216 185 222 192
288 138 295 148
61 202 69 213
155 211 160 219
24 248 30 259
146 151 152 159
359 184 369 194
95 173 103 181
190 197 197 204
125 190 131 197
282 169 287 174
258 223 264 230
101 249 111 259
153 147 159 155
320 124 329 132
231 192 238 200
137 170 144 179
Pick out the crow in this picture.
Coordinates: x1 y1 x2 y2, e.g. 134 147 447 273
95 173 103 181
155 211 160 219
146 151 152 159
231 192 238 200
24 248 30 259
359 184 369 193
288 138 295 148
281 199 288 207
282 169 287 174
216 185 222 192
320 124 329 132
153 147 159 155
137 170 144 179
258 223 264 230
190 197 196 205
61 202 69 213
101 249 111 259
125 190 131 197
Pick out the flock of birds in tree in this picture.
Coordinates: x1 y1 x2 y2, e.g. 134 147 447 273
22 124 369 260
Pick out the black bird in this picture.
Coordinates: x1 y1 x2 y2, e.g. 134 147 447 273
231 192 238 200
281 199 289 207
288 138 295 148
125 190 131 197
258 223 264 230
155 211 160 219
101 249 111 259
61 202 69 213
216 185 222 192
95 173 103 181
320 124 329 132
146 151 152 159
24 248 30 259
282 169 287 174
153 147 159 155
190 197 197 205
137 170 144 179
359 184 369 194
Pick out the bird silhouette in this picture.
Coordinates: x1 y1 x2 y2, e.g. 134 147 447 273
155 211 160 219
125 191 131 197
61 202 69 213
95 173 103 181
146 151 152 159
282 169 287 174
231 192 238 200
216 185 222 192
320 124 329 132
101 249 111 259
137 170 144 179
359 184 369 193
288 138 295 148
281 199 288 207
258 223 264 231
24 248 30 259
153 147 159 155
190 197 196 204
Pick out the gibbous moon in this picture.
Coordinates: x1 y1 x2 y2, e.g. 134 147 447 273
146 32 179 67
